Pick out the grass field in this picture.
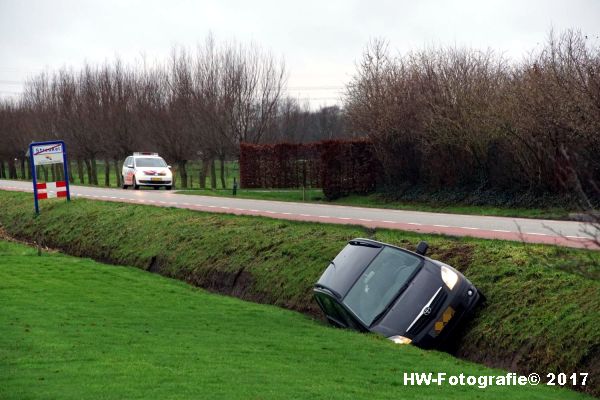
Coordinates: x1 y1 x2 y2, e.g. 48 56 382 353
0 190 598 397
0 239 591 399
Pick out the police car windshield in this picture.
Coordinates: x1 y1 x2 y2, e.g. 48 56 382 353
136 158 166 167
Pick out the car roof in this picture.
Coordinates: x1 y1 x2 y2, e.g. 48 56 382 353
316 238 426 299
316 239 383 298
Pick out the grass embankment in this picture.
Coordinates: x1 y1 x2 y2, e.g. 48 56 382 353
0 239 592 399
0 190 598 396
176 189 573 220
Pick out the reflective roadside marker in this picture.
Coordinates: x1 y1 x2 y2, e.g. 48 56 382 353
36 181 68 200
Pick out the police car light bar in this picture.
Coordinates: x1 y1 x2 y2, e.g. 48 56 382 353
133 152 159 156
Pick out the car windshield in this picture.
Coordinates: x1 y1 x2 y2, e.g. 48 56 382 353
136 158 167 167
343 246 422 326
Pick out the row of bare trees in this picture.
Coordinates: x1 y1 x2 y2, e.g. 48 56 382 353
0 35 348 188
345 29 600 206
3 29 597 205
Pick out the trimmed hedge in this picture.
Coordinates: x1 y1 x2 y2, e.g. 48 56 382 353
239 140 380 199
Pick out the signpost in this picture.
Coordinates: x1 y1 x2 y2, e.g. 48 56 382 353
28 140 71 214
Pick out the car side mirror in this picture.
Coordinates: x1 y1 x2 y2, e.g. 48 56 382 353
126 164 133 168
167 165 172 169
416 241 429 256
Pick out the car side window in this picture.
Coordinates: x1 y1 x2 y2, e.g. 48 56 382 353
315 292 365 331
125 157 131 167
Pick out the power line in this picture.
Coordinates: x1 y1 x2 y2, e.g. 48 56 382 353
0 81 345 88
294 97 343 101
0 80 23 85
287 85 344 90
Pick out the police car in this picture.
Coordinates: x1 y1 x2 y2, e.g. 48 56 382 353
122 152 173 190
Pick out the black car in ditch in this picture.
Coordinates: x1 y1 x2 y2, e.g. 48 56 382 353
313 238 482 347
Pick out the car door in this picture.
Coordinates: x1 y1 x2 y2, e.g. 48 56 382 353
123 157 134 184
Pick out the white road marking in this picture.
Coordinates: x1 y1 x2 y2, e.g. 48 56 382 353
383 220 396 223
337 217 352 220
492 229 511 233
300 214 310 217
566 235 590 240
319 215 331 218
407 222 422 225
460 227 479 230
526 232 548 236
358 218 372 222
433 224 449 227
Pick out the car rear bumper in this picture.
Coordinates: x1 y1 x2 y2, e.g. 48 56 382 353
138 180 172 185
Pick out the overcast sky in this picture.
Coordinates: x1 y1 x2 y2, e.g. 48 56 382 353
1 0 599 107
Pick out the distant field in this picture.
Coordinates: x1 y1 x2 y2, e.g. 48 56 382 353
0 239 591 399
9 160 240 189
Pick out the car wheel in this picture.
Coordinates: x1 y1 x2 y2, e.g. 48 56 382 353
133 176 140 190
153 186 159 190
165 185 172 190
122 175 128 189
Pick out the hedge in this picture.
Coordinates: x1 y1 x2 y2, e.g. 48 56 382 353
240 140 381 199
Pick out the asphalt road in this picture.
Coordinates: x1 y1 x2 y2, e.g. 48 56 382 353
1 179 598 249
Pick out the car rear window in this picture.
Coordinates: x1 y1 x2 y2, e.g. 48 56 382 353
343 246 422 326
136 157 167 167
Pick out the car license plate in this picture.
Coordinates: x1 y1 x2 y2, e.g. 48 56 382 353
151 177 162 182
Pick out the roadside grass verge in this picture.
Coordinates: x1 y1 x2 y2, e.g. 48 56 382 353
0 239 592 399
175 189 573 220
0 190 598 396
